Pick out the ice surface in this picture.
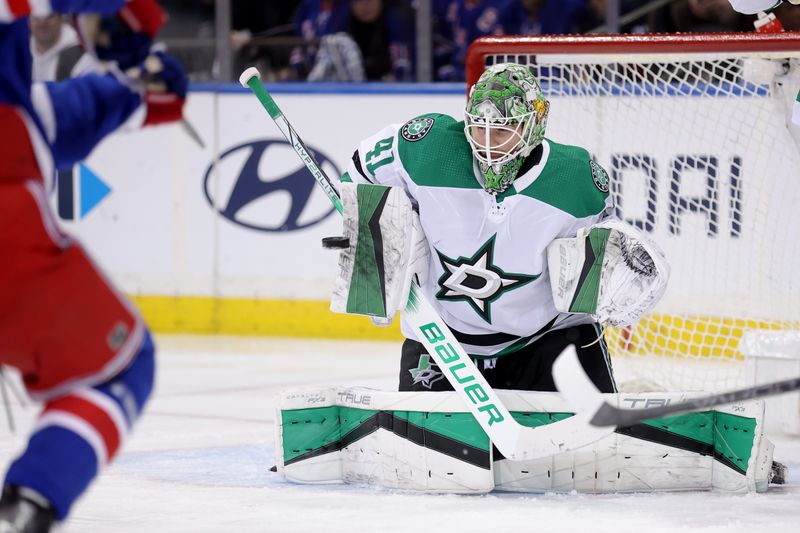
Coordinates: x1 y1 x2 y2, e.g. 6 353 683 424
1 335 798 533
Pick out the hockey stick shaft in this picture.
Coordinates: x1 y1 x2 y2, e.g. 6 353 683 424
591 374 800 427
552 342 800 427
239 68 613 460
240 71 343 215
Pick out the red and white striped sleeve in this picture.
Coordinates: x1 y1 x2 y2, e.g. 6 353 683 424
0 0 51 22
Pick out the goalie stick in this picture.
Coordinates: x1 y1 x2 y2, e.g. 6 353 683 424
553 343 800 427
239 67 613 460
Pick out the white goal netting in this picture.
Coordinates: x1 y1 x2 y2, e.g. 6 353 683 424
468 35 800 392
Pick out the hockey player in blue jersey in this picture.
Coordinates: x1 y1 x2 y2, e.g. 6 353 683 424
0 1 186 531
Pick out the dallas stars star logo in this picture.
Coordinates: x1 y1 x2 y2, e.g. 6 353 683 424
435 234 539 323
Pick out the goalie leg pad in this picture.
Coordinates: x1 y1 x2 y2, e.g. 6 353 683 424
276 389 773 494
276 388 494 493
495 394 771 493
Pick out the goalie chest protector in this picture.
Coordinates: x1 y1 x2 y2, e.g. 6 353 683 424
352 113 613 355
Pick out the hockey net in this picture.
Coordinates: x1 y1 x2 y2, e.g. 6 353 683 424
467 33 800 392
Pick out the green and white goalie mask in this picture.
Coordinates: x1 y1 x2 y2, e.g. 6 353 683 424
546 219 670 327
329 182 429 325
465 63 550 194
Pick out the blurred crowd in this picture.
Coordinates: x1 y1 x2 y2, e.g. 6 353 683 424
31 0 800 83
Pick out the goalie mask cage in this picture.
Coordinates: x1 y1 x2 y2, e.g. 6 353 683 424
466 33 800 392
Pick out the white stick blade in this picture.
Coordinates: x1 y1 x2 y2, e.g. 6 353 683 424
504 411 615 460
552 344 608 417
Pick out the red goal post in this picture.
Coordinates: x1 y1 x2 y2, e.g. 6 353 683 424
466 32 800 88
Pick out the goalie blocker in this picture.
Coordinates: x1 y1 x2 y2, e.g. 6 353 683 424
328 182 428 325
275 387 777 494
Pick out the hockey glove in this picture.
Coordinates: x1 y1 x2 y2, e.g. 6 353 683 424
546 219 669 327
73 0 168 69
126 51 187 126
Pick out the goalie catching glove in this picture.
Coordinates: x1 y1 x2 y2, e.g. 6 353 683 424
328 183 429 325
546 219 669 327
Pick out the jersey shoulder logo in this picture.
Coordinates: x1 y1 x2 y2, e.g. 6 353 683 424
590 159 610 193
435 234 540 323
401 117 435 142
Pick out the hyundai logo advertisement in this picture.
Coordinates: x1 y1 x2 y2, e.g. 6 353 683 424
203 139 338 233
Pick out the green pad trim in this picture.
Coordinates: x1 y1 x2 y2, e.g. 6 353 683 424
281 406 758 476
569 227 611 313
346 184 392 316
511 412 574 428
619 411 756 476
396 411 490 452
282 406 376 465
282 407 491 469
713 412 757 475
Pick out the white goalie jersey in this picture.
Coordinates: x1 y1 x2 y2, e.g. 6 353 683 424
341 113 618 356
